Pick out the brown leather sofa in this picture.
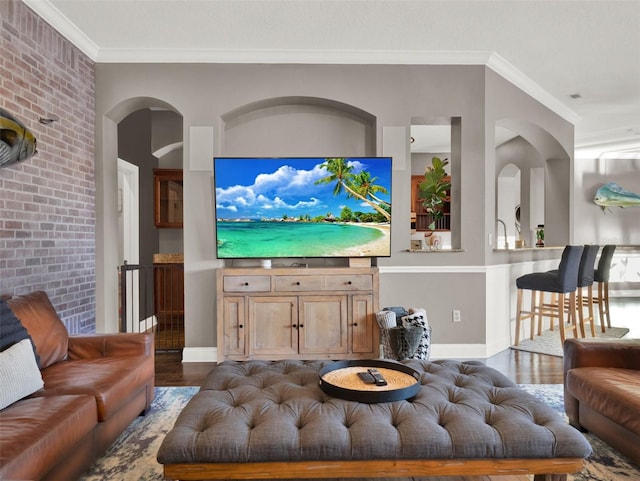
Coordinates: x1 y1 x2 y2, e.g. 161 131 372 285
0 291 155 481
564 337 640 464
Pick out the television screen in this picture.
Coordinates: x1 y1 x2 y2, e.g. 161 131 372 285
214 157 392 259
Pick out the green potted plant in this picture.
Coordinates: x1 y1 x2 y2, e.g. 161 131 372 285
418 156 451 231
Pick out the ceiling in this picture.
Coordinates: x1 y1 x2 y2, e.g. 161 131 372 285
24 0 640 157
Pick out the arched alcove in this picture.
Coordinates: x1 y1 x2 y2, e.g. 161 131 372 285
497 163 521 249
220 96 376 157
96 97 183 333
495 119 571 247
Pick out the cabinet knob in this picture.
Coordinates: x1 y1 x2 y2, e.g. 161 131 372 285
243 282 249 286
299 324 304 328
347 281 352 285
239 324 244 329
295 281 301 285
353 322 358 327
292 324 297 328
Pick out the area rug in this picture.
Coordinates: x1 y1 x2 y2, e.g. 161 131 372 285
79 385 640 481
510 325 629 357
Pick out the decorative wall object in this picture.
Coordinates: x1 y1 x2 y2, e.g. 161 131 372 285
0 108 37 168
594 182 640 211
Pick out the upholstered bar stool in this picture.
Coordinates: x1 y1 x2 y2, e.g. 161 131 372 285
594 244 616 331
574 245 600 337
514 245 583 346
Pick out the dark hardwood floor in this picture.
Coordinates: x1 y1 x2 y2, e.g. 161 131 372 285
153 347 564 386
154 297 638 387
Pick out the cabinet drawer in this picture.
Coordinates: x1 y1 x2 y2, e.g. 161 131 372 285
223 275 271 292
274 276 322 292
323 275 373 291
274 274 373 292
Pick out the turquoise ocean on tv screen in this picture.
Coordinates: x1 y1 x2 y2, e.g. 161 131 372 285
216 221 386 258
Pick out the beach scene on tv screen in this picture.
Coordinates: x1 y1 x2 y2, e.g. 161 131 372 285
214 157 392 258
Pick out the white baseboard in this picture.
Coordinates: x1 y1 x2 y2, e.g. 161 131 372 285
182 346 218 363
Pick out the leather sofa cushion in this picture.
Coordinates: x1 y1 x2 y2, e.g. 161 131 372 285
0 394 96 481
34 355 154 421
6 291 69 369
566 367 640 435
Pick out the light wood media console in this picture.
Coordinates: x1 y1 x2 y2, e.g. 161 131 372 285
216 267 379 362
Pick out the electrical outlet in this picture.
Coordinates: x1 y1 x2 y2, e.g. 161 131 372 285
452 309 461 322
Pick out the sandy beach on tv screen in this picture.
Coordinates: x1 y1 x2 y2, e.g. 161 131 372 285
332 223 390 257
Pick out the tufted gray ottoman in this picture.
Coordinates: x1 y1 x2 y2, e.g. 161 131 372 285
157 359 591 481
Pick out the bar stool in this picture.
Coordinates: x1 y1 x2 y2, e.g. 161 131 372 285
594 244 616 331
514 245 583 346
575 245 600 337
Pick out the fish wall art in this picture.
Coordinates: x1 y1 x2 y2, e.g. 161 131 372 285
594 182 640 212
0 108 37 168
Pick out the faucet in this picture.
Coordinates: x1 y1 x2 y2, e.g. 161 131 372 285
497 219 509 250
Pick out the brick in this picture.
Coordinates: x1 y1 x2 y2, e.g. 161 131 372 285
0 0 95 333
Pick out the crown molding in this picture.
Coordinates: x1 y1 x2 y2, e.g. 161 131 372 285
22 0 99 59
95 48 494 66
486 53 581 125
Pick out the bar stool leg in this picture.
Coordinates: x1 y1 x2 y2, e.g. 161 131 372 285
557 294 566 344
577 287 586 338
515 288 523 345
597 282 607 332
569 291 579 338
603 281 612 328
587 284 596 337
537 291 544 335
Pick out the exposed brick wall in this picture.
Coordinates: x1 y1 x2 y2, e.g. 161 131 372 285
0 0 96 333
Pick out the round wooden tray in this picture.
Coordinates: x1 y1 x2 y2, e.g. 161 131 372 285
318 360 421 403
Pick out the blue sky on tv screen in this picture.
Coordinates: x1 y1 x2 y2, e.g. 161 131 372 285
214 157 392 221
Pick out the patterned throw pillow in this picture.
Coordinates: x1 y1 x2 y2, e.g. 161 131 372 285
401 308 432 360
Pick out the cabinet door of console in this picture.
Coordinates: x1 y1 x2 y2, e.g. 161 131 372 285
249 296 298 357
351 294 375 354
298 296 348 355
222 297 246 357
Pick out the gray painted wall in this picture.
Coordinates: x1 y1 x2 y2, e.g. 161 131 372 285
95 63 576 357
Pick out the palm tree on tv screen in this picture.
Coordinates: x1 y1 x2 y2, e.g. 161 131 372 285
351 170 390 207
315 157 391 221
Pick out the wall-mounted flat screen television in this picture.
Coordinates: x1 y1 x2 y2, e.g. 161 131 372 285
214 157 392 259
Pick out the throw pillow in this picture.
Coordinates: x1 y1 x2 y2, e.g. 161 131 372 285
0 298 40 366
0 338 44 410
376 310 399 359
401 308 432 360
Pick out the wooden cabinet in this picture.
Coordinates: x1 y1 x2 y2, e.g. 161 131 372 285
154 169 183 228
216 267 379 361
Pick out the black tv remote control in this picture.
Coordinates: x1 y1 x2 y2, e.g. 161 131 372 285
367 368 387 386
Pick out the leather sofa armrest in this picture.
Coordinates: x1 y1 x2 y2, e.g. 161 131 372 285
563 338 640 428
67 333 154 360
563 338 640 372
